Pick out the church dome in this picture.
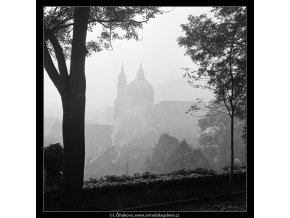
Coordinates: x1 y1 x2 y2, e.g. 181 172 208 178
127 64 153 90
128 79 153 90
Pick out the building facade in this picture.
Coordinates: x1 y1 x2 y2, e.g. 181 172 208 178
112 64 202 149
113 64 154 120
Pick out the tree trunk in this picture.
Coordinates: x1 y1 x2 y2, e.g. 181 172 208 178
61 105 85 210
245 138 247 164
228 42 234 199
228 113 234 198
245 125 247 164
60 83 86 210
60 7 90 211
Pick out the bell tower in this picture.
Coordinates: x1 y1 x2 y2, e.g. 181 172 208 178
113 63 127 119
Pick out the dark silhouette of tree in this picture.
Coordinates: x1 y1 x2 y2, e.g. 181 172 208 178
170 140 211 171
44 143 64 185
147 133 180 173
172 139 193 170
190 147 210 169
43 6 165 210
178 6 246 197
145 136 211 173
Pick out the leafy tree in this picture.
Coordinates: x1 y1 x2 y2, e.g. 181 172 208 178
178 6 246 196
169 140 211 171
44 143 64 195
190 147 210 169
146 133 180 173
198 111 246 169
145 136 210 173
44 143 64 181
170 139 193 170
44 6 165 210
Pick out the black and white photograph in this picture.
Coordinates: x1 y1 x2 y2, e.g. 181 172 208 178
41 5 250 213
9 1 290 217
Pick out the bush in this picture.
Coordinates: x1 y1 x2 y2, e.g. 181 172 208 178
82 167 246 196
193 168 216 175
44 143 63 193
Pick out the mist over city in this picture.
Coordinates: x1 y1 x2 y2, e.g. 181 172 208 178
43 6 247 211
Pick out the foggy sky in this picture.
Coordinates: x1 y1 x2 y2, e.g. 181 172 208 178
44 7 214 119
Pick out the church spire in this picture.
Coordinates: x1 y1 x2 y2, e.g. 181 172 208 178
121 62 124 73
114 63 127 120
137 63 144 80
118 63 127 85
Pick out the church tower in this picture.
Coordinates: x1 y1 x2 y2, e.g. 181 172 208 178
113 64 127 119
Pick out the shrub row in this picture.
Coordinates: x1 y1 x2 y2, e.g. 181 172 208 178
83 164 246 196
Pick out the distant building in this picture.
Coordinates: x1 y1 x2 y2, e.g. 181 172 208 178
114 64 154 119
146 101 200 145
113 64 202 147
45 64 205 179
83 64 204 178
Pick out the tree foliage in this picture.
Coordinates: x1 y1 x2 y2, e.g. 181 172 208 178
198 111 246 168
44 7 165 58
44 143 64 181
178 6 246 117
43 7 166 209
175 140 192 168
43 6 166 108
145 134 209 173
178 7 246 196
147 133 180 173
